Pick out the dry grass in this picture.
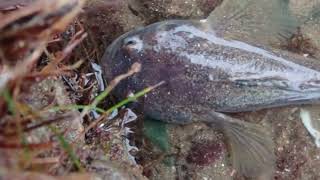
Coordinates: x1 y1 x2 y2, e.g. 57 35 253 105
0 0 157 179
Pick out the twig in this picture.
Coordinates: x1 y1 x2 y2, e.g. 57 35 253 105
73 80 165 143
0 141 55 150
0 114 74 137
80 62 142 118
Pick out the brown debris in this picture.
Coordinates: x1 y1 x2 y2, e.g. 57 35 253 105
0 171 95 180
0 0 35 12
0 1 149 179
0 0 88 178
281 27 318 57
0 0 84 92
0 0 84 64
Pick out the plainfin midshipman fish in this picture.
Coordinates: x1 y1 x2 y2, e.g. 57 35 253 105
100 0 320 178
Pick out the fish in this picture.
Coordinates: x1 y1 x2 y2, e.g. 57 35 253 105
100 0 320 178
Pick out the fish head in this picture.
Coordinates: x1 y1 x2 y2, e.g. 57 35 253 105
101 20 199 123
101 20 191 100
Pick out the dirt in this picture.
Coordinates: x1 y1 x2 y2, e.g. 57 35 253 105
20 78 84 143
128 0 222 24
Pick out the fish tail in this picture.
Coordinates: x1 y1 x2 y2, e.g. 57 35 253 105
198 111 275 178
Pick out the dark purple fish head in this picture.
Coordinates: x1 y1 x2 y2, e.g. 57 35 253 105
101 20 202 123
101 20 192 102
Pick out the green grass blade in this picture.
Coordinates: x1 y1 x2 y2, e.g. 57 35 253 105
105 81 165 114
2 89 15 115
49 125 84 172
49 104 105 114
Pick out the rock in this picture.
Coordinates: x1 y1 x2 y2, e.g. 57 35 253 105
20 77 83 143
89 158 147 180
129 0 222 24
80 0 143 56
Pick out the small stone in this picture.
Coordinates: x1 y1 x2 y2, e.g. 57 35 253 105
186 141 224 166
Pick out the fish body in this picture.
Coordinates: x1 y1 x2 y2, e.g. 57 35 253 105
101 0 320 178
102 20 320 123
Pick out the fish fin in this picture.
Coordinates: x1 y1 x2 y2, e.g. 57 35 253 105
300 108 320 148
198 111 275 178
204 0 299 47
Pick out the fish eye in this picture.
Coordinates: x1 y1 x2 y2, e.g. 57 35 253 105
122 36 143 52
123 38 137 46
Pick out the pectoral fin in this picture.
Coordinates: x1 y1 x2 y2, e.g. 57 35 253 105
196 111 275 178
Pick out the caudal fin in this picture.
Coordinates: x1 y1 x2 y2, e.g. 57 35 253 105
197 111 275 178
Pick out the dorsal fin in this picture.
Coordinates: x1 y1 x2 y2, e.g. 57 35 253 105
204 0 300 47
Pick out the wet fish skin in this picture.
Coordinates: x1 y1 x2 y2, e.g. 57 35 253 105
102 20 320 119
100 19 320 178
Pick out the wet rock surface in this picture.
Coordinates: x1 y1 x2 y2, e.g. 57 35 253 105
20 78 83 143
82 0 143 54
128 0 222 24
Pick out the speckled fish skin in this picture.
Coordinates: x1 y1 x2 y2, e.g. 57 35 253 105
102 20 320 124
101 0 320 179
101 0 320 177
101 17 320 178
